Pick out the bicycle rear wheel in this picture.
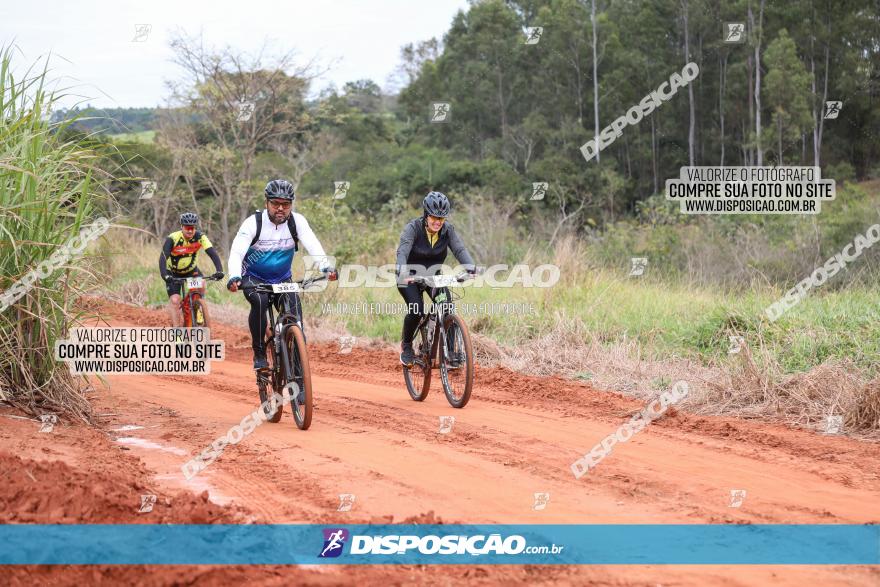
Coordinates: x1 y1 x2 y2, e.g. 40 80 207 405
403 324 431 401
439 314 474 408
282 324 313 430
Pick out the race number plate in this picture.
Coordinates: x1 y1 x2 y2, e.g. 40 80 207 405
429 274 459 288
272 283 300 293
186 277 204 289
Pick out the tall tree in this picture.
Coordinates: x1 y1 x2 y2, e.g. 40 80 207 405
162 33 320 252
765 29 813 164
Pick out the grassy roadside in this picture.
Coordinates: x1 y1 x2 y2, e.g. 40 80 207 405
100 190 880 434
0 47 113 421
102 229 880 376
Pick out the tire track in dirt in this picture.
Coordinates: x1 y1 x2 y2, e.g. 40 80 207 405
22 300 877 586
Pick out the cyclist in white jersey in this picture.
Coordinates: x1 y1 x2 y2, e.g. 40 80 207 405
227 179 336 370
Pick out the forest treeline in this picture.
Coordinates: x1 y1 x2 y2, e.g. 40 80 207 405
60 0 878 259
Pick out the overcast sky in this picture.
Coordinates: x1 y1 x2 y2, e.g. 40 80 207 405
3 0 469 109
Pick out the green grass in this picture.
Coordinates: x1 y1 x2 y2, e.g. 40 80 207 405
109 130 155 144
0 45 110 419
300 268 880 376
109 256 880 376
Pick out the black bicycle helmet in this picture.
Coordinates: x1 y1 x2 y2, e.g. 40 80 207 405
423 191 451 218
179 212 199 226
265 179 296 200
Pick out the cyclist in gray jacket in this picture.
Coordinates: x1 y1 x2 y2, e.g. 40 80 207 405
395 191 476 365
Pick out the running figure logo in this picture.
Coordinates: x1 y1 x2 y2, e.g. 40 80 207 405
728 335 745 355
729 489 747 508
319 528 350 558
823 101 843 120
724 23 745 43
438 415 455 434
531 182 548 201
237 101 255 122
140 180 157 200
333 181 350 200
629 257 648 277
139 494 157 513
431 102 451 123
39 414 57 433
132 24 152 42
337 493 356 511
533 492 550 510
524 27 543 44
338 336 356 354
824 415 843 434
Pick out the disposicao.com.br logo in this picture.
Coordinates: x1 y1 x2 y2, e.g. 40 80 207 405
319 528 350 558
318 528 564 558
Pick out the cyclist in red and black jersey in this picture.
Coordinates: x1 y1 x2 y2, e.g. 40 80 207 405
159 212 224 328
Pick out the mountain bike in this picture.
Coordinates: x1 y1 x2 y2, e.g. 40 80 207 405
242 274 329 429
402 273 474 408
166 273 223 327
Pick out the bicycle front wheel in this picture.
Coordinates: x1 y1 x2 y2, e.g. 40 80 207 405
282 324 313 430
259 341 283 423
439 314 474 408
191 297 208 327
403 324 431 401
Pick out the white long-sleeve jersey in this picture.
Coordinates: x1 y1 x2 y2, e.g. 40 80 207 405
227 211 330 283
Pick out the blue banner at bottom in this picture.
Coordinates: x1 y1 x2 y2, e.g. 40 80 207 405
0 524 878 565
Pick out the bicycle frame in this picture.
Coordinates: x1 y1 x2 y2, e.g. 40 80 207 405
244 275 326 378
180 285 203 327
413 283 458 370
167 274 212 327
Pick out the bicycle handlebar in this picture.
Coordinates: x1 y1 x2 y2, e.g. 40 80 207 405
407 272 474 287
241 273 329 293
166 274 224 284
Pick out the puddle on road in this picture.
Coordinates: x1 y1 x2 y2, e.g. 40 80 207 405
111 425 144 432
154 471 235 506
115 436 188 456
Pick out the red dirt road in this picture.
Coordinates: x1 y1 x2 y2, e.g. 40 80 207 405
4 302 880 585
